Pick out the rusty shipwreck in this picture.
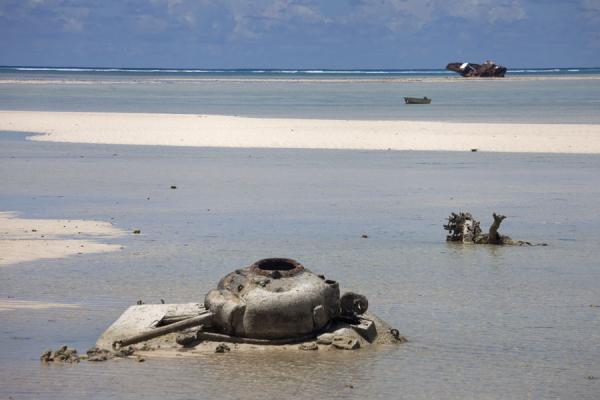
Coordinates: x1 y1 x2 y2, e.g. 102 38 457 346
446 61 507 77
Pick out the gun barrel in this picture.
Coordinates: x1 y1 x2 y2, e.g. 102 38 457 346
113 312 214 350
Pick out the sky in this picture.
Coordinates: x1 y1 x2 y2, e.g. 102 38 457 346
1 0 599 69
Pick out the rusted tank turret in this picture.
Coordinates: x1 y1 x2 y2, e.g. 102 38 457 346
205 258 341 339
446 61 507 77
95 258 405 356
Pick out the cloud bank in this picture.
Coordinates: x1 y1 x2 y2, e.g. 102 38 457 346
0 0 598 68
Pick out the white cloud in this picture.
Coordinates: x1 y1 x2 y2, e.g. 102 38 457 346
134 14 168 33
263 0 329 24
212 0 331 40
353 0 526 33
27 0 47 7
1 0 531 41
451 0 526 23
488 4 526 23
58 6 90 33
581 0 600 21
60 16 83 32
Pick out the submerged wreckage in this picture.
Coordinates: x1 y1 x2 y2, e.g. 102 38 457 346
444 212 546 246
446 61 507 77
90 258 404 358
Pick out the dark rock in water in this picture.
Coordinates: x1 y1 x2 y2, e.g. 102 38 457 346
86 347 113 362
115 346 134 357
170 185 177 189
133 229 141 234
176 331 200 346
215 343 230 353
86 346 134 362
298 342 319 351
40 350 52 363
447 61 507 77
41 346 80 363
390 328 408 343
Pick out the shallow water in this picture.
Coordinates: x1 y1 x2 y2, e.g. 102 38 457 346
1 73 600 123
1 133 599 399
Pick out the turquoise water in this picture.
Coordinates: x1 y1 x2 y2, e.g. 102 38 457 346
2 66 600 77
1 71 600 123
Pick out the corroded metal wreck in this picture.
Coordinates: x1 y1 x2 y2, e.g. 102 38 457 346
446 61 507 77
444 212 547 246
96 258 404 355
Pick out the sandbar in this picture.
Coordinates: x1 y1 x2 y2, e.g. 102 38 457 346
0 211 125 267
0 299 80 312
1 110 600 154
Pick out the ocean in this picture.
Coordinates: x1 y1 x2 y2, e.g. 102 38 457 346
2 65 600 77
1 66 600 123
1 66 600 399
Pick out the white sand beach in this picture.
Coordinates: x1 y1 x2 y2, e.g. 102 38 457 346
0 211 125 266
1 110 600 154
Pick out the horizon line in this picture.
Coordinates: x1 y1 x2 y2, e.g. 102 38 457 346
1 64 599 71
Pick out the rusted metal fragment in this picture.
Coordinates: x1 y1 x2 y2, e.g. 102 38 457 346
445 212 546 246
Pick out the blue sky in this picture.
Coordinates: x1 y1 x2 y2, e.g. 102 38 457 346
1 0 599 68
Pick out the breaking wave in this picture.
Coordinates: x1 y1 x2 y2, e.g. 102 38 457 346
1 66 599 77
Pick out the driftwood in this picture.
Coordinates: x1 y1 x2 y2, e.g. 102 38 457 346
444 212 546 246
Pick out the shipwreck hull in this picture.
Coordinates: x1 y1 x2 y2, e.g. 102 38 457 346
446 62 507 77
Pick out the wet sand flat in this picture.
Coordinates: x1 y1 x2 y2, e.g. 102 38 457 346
2 110 600 153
